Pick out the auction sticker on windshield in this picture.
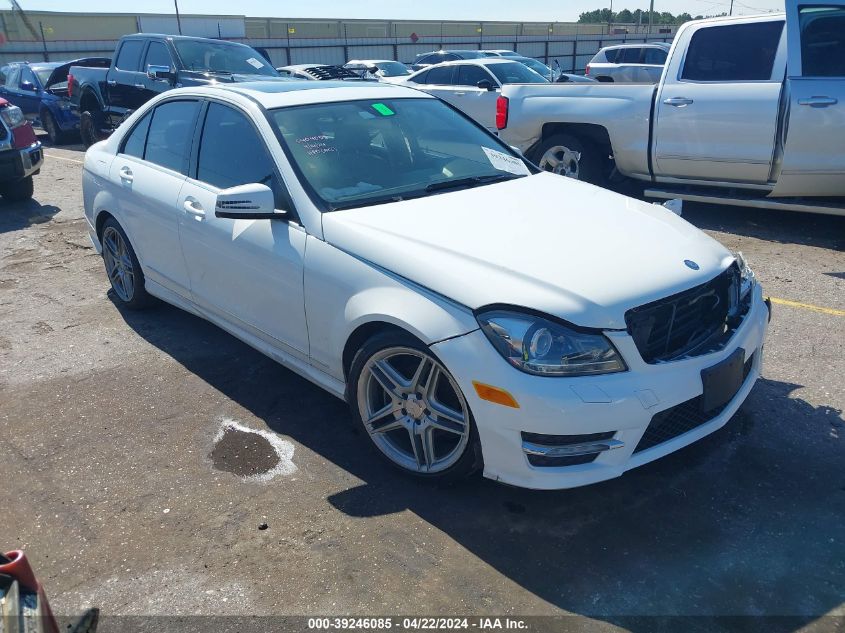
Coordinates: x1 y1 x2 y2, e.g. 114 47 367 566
482 147 530 176
246 57 265 69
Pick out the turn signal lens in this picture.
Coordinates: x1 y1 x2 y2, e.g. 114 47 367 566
473 381 520 408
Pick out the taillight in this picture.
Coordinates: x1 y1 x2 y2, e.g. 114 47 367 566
585 65 591 76
496 96 508 130
67 73 73 97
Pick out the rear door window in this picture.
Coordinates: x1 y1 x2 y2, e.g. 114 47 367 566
643 47 668 65
681 21 784 81
619 47 643 63
115 40 145 71
426 66 455 85
143 100 200 173
799 6 845 77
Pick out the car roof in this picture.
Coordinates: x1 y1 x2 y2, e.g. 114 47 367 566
422 57 523 68
416 49 488 57
159 80 433 109
603 42 671 50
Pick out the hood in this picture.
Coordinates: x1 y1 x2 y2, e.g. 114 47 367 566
321 173 734 330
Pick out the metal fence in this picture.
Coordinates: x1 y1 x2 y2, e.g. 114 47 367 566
0 31 674 72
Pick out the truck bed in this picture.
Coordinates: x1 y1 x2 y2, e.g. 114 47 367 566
499 83 657 180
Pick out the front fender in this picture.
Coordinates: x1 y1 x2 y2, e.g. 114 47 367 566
304 237 479 381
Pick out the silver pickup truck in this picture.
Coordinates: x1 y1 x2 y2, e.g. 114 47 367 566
498 4 845 216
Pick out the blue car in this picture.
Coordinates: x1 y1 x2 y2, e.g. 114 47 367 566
0 58 110 145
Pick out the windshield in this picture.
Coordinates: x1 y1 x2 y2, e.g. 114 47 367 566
376 61 411 77
33 67 54 86
173 41 278 76
518 58 553 78
487 61 548 84
268 98 532 210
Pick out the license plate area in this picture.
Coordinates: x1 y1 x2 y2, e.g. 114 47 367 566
700 347 745 413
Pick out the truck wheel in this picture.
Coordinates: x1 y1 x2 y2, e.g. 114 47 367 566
0 176 34 202
531 134 607 187
41 110 67 145
80 110 106 148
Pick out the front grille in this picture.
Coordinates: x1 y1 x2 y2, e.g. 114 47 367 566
522 431 615 467
633 352 754 454
625 265 743 364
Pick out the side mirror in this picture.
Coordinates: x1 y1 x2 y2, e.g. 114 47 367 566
477 79 496 91
20 80 36 92
215 183 286 220
147 65 175 81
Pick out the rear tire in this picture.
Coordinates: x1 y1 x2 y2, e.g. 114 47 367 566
100 217 154 310
348 330 482 483
0 176 34 202
80 110 106 148
530 133 607 187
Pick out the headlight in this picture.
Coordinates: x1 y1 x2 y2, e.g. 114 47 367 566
734 251 756 298
0 105 25 129
477 309 627 377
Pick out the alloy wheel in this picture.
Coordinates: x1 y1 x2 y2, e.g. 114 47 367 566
539 145 581 179
102 226 135 302
357 346 470 474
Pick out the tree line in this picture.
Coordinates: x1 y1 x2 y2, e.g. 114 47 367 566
577 8 725 25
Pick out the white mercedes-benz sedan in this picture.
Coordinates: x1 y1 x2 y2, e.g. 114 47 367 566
82 81 769 490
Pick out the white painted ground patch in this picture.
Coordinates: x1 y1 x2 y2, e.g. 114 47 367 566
213 418 297 482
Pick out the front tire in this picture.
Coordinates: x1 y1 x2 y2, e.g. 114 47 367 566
348 330 481 482
100 218 154 310
0 176 34 202
530 133 607 187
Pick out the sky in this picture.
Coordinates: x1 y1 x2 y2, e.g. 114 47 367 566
14 0 786 22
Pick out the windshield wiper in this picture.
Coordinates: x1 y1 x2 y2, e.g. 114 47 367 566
424 173 523 193
328 191 428 212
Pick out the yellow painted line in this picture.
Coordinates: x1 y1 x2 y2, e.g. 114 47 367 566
768 296 845 317
43 151 83 165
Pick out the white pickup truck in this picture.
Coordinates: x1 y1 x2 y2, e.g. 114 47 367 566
498 3 845 216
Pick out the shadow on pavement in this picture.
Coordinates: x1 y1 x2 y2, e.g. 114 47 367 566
678 203 845 251
114 299 845 628
0 198 61 234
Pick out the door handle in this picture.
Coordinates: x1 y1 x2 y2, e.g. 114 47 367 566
118 166 133 183
454 91 467 96
133 83 145 89
183 199 206 218
798 96 838 108
663 97 694 107
107 80 117 86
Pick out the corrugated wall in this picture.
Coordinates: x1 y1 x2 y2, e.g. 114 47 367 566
0 10 676 71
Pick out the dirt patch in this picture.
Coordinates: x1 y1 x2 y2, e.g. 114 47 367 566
210 427 281 478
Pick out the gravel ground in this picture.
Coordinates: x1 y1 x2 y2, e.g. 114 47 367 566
1 138 843 631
